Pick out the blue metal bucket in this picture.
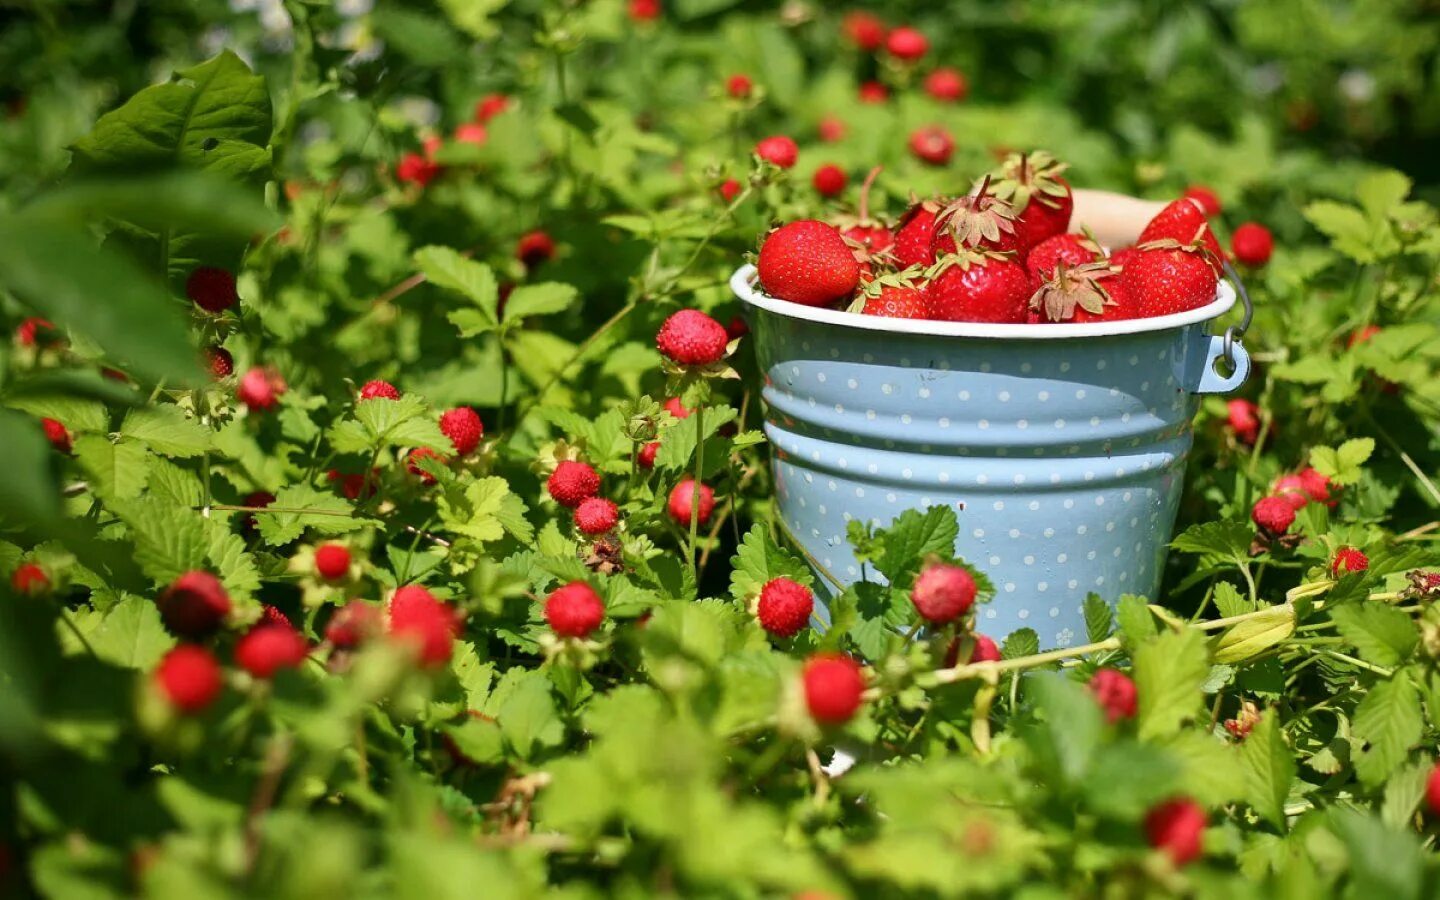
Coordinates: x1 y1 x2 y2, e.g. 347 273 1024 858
731 263 1251 648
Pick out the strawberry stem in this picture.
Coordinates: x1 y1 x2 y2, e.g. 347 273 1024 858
858 166 882 221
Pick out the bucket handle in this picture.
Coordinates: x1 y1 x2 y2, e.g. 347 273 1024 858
1190 261 1254 394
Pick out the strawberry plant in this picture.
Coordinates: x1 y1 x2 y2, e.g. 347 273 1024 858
3 3 1440 898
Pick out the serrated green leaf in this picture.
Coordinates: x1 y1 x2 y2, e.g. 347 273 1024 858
1381 754 1433 830
502 283 578 323
1310 438 1375 486
729 524 812 604
874 505 960 586
1329 601 1417 667
1025 672 1103 786
1115 593 1157 646
1133 628 1210 739
72 435 148 502
1002 628 1039 659
654 405 738 471
204 519 260 602
1239 711 1294 828
4 396 110 433
416 246 497 318
495 669 564 760
1212 581 1255 617
1352 671 1423 787
438 477 516 544
114 498 208 584
1171 521 1251 565
120 405 211 457
72 595 175 670
1083 593 1113 643
1212 604 1294 664
254 484 372 547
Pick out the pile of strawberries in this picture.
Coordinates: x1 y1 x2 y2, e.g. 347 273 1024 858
755 151 1227 325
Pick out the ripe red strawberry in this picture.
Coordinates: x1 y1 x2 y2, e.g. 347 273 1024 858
1138 198 1224 262
1232 222 1274 267
657 309 729 366
326 600 382 649
396 152 441 187
833 166 893 260
549 460 601 508
1226 399 1261 444
186 267 238 313
574 497 619 535
926 252 1033 324
157 570 232 638
726 74 753 99
1183 185 1222 217
755 135 799 169
1122 243 1219 318
1273 475 1310 510
633 442 660 470
817 116 846 143
1252 496 1296 535
924 67 968 102
1145 798 1206 867
544 581 605 638
970 634 1001 663
439 407 483 456
802 653 865 724
41 417 72 454
454 123 486 146
725 315 748 340
234 623 308 679
154 645 223 714
474 93 510 122
1299 467 1335 506
858 81 889 104
1026 233 1101 281
1108 246 1139 270
718 178 742 202
892 198 947 268
861 279 930 319
1427 763 1440 816
406 447 448 484
388 585 461 667
204 347 233 379
261 605 291 628
885 26 928 61
1088 668 1138 722
931 178 1023 255
240 490 275 533
1348 324 1381 348
628 0 660 21
757 220 861 307
1028 261 1127 324
359 379 400 401
813 164 847 198
516 230 556 268
910 563 978 624
908 125 954 166
1331 547 1369 576
11 562 48 595
664 396 694 420
667 478 715 526
757 577 814 637
314 543 351 581
988 152 1073 250
842 11 886 51
237 366 286 412
15 316 60 347
328 469 376 501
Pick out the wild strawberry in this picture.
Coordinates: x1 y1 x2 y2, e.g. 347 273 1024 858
157 570 232 638
802 653 865 724
1026 233 1101 281
628 0 660 20
395 152 441 187
718 178 742 202
884 26 928 61
544 581 606 638
1348 324 1381 348
241 490 276 531
757 220 861 307
725 315 749 340
970 634 1002 663
326 600 381 648
314 543 352 581
909 563 978 624
41 417 72 454
11 562 48 595
549 460 601 508
932 178 1023 255
892 198 947 268
813 164 847 198
667 478 715 526
1331 547 1369 576
657 309 729 366
861 278 930 319
637 442 660 468
926 251 1033 324
406 447 448 484
842 11 886 51
261 605 291 628
726 74 753 99
454 123 487 146
755 135 799 169
388 584 461 666
1088 668 1138 722
908 125 954 166
186 267 238 313
1273 475 1310 510
234 623 308 679
1122 243 1219 318
1144 798 1206 867
1226 398 1261 444
358 379 400 401
154 645 223 714
1183 185 1222 217
757 577 814 637
574 497 620 535
1252 496 1296 535
474 93 510 122
858 81 888 104
328 470 375 500
1427 762 1440 816
1299 467 1335 506
1029 261 1127 324
204 347 233 379
1232 222 1274 267
1138 197 1224 262
924 67 968 102
237 366 286 412
439 407 483 456
15 316 59 347
664 396 694 420
1223 699 1260 741
817 116 846 142
516 230 556 267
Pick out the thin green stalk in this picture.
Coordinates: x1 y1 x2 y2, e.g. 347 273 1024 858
688 403 704 583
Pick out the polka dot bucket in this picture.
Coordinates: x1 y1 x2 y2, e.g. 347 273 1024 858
731 263 1252 648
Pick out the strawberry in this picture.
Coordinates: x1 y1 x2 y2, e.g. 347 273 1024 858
474 93 510 122
663 396 694 420
545 581 605 638
1273 475 1310 510
326 600 382 649
726 74 753 99
1427 763 1440 816
10 562 48 595
1232 222 1273 267
388 585 461 667
802 653 865 724
885 26 928 61
260 605 292 628
1026 232 1101 281
1088 668 1137 722
817 116 846 143
891 198 947 268
1138 198 1224 262
988 151 1073 250
1183 185 1222 216
628 0 660 21
1122 242 1218 318
186 266 239 313
574 497 620 535
842 11 886 51
157 571 232 638
718 178 742 202
516 230 556 268
1028 261 1127 324
41 417 72 454
860 270 930 319
1145 798 1206 867
833 167 893 260
858 81 889 104
454 123 486 146
942 633 1003 668
396 151 441 187
755 135 799 169
439 407 484 455
154 645 223 714
667 478 715 526
549 460 601 508
314 543 352 581
908 125 954 166
637 441 660 468
813 164 847 198
406 447 448 484
1331 547 1369 576
240 490 275 533
1252 496 1296 535
657 309 729 366
725 315 748 340
931 176 1023 255
358 379 400 401
910 563 977 624
1226 399 1262 444
204 347 233 379
924 67 968 102
234 623 308 679
1298 467 1336 506
756 220 861 307
926 251 1033 324
16 316 60 348
756 577 814 637
328 469 376 500
237 366 286 412
1348 324 1381 348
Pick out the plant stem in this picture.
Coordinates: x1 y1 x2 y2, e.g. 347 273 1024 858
689 403 704 584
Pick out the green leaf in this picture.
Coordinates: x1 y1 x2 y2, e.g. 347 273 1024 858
1170 521 1252 564
1133 629 1210 740
3 395 110 434
874 505 960 586
443 717 505 766
436 0 507 40
113 498 208 584
494 669 564 761
74 595 175 670
729 524 812 604
205 520 260 602
1082 593 1113 643
654 405 738 471
1381 754 1433 830
1002 628 1040 659
333 395 450 453
1304 200 1391 263
370 6 465 64
1309 438 1375 486
27 171 278 240
0 411 61 530
1356 170 1412 218
438 477 519 545
1212 581 1255 617
417 247 498 316
1025 672 1103 786
1352 672 1424 787
502 283 578 323
1212 604 1295 664
1329 602 1417 667
1239 710 1295 828
120 405 211 457
254 484 373 547
72 435 149 503
1115 593 1157 646
1330 809 1424 900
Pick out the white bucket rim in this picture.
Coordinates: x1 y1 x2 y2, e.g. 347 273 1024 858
731 263 1239 340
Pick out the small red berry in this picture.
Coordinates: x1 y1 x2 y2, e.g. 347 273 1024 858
842 11 886 51
326 600 382 649
439 407 484 456
41 418 72 454
1144 798 1206 867
1348 324 1381 348
628 0 660 21
1331 547 1369 577
970 634 1002 663
1088 668 1138 722
204 347 233 379
884 26 928 61
725 315 749 340
858 81 888 104
1225 398 1261 444
756 577 814 637
574 497 620 535
667 478 715 527
388 585 461 667
1298 466 1335 506
157 571 231 638
663 396 694 420
237 366 286 412
11 562 49 595
241 491 275 533
657 309 729 367
544 582 606 638
234 623 308 679
261 605 291 628
1273 475 1310 510
802 653 865 724
15 316 59 347
406 447 448 484
755 135 799 169
314 543 352 581
1231 222 1274 267
908 125 954 166
516 230 556 268
327 470 375 501
910 563 977 624
924 67 968 102
1252 496 1296 535
358 379 400 401
1426 762 1440 816
474 93 510 122
396 152 441 187
726 74 753 99
637 442 660 469
186 267 238 313
818 116 846 143
154 645 223 714
548 460 601 508
718 178 742 202
813 164 848 198
1182 185 1222 217
453 122 487 146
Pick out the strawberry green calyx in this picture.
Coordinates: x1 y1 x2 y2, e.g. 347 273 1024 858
934 175 1021 252
991 150 1071 211
1029 261 1120 322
